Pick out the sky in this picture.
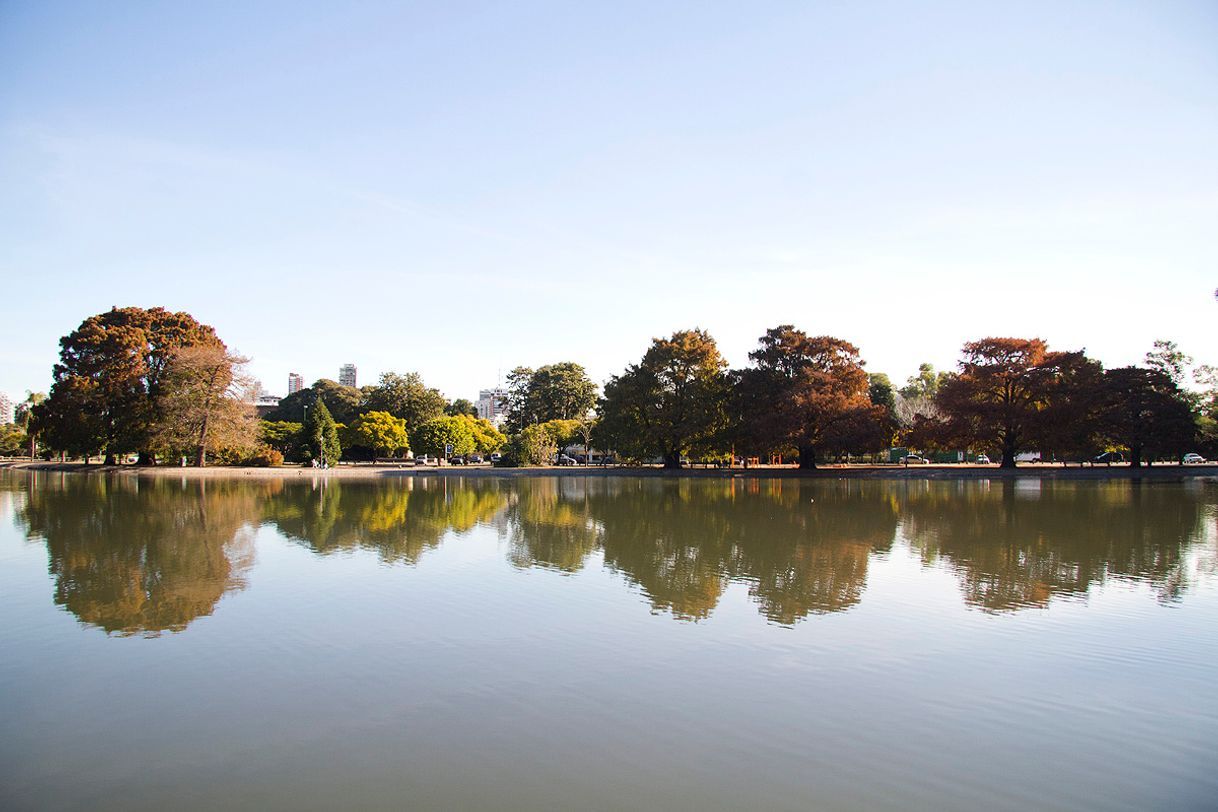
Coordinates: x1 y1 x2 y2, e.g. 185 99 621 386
1 0 1215 402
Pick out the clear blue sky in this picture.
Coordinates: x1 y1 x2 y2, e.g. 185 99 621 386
2 0 1215 402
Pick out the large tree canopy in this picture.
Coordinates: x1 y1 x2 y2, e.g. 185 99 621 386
363 372 447 435
598 329 728 468
935 337 1075 468
35 307 224 464
735 326 883 468
504 362 598 433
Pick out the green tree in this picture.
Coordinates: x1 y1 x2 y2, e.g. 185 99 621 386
266 379 363 424
459 415 507 455
1145 340 1192 387
598 329 728 468
36 307 224 464
259 421 303 458
445 398 477 416
349 411 409 462
539 419 581 457
15 392 45 459
0 424 27 456
899 363 948 400
505 423 559 466
363 372 447 434
412 416 475 459
1098 367 1196 466
303 398 341 466
504 362 598 433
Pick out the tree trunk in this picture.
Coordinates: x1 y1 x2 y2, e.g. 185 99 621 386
1130 445 1142 468
663 450 682 469
798 445 817 469
1000 435 1018 469
195 445 207 467
104 453 117 466
137 451 156 466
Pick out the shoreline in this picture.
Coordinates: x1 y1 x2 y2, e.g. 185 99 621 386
2 460 1216 482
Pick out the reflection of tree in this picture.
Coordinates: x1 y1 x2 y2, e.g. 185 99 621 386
722 479 898 623
504 478 601 573
899 480 1208 612
261 478 507 565
584 478 898 623
18 475 261 636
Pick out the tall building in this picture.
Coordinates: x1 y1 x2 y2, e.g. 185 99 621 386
0 393 13 425
476 388 508 425
339 364 357 388
287 373 304 395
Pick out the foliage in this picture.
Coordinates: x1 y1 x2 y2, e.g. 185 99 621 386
363 372 447 434
348 411 409 460
1096 367 1195 466
505 424 559 466
34 307 223 463
0 424 27 456
899 363 949 400
265 378 363 424
153 345 258 466
302 398 341 466
459 415 507 454
412 415 475 458
734 326 885 468
934 338 1076 468
598 329 728 468
259 421 303 459
246 447 284 467
504 362 598 433
1145 340 1192 387
446 398 477 416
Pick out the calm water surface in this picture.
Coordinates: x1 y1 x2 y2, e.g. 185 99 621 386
1 472 1216 810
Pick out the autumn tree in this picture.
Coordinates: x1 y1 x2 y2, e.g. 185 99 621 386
35 307 224 464
154 345 258 466
363 372 447 435
935 338 1079 468
348 411 409 462
597 329 728 468
734 326 884 468
458 415 506 455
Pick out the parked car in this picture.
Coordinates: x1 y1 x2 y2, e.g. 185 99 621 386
449 456 466 465
489 453 502 464
901 454 929 465
974 454 991 464
1182 453 1208 464
468 454 483 464
414 455 437 466
1093 451 1124 465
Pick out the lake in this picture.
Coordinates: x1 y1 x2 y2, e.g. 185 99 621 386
1 471 1216 810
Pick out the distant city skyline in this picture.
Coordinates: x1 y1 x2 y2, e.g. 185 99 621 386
1 2 1215 401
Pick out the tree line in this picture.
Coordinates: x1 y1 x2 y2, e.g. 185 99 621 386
15 307 1217 468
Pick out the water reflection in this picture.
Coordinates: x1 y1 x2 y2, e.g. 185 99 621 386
7 472 1215 632
17 474 260 636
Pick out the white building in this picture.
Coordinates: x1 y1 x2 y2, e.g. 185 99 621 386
476 388 508 426
0 393 13 425
287 373 304 395
339 364 357 388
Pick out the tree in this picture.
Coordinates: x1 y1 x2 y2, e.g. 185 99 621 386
36 307 224 464
505 424 558 466
935 338 1076 468
598 329 728 468
302 398 341 466
539 419 581 457
1145 340 1192 387
504 362 598 433
1098 367 1195 466
0 424 26 456
15 392 45 459
459 415 506 455
413 416 475 459
154 345 258 466
259 421 303 460
735 326 882 468
899 363 948 400
348 411 409 462
265 379 362 424
446 398 477 416
363 372 446 434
